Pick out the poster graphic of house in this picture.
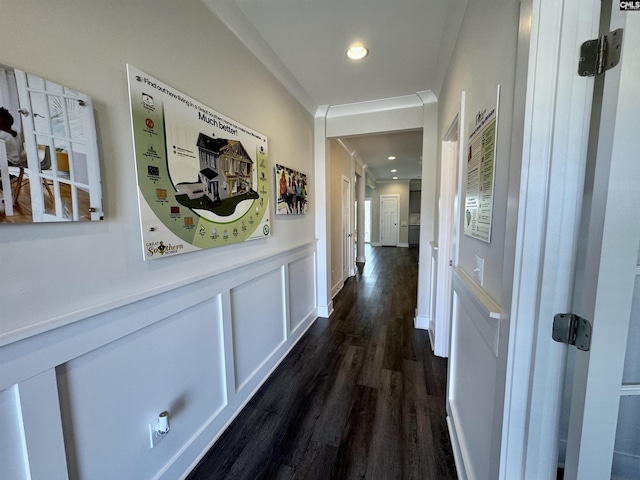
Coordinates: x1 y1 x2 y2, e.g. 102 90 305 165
176 133 254 206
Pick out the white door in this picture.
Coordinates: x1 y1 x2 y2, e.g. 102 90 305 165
380 195 399 246
342 175 351 282
15 69 102 222
562 5 640 479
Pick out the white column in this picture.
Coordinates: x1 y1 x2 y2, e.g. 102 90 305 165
314 106 333 318
414 96 438 330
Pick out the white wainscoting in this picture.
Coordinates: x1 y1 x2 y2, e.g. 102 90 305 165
447 267 504 480
0 243 317 480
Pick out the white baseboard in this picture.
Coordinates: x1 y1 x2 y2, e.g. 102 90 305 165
316 301 334 319
371 242 381 247
399 242 409 248
331 280 344 299
447 414 468 480
414 314 430 330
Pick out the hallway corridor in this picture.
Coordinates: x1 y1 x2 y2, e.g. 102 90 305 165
187 245 457 479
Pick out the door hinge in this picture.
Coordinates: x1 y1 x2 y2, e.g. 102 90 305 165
578 28 623 77
552 313 592 351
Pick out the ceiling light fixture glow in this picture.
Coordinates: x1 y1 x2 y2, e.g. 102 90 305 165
392 176 398 180
347 44 369 60
388 156 396 160
390 169 397 173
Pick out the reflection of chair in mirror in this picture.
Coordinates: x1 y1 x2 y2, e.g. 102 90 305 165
11 145 53 206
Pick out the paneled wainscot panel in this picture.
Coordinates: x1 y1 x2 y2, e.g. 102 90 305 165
57 297 226 480
0 243 317 480
231 269 286 392
289 254 316 334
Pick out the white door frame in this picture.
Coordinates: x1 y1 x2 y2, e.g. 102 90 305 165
341 174 352 283
499 0 601 478
433 114 460 357
379 194 400 247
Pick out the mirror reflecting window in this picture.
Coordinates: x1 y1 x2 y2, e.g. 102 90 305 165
0 64 102 223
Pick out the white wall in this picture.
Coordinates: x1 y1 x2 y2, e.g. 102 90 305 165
0 2 316 479
438 0 521 478
438 0 519 305
0 0 314 336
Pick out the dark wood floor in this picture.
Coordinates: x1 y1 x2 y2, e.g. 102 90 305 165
187 245 458 480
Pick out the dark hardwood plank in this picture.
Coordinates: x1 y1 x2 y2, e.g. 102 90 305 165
187 245 458 480
291 440 337 480
357 321 387 388
365 369 403 480
331 385 378 479
402 359 437 480
311 344 364 447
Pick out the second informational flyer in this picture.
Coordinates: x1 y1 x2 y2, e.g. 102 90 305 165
127 65 270 260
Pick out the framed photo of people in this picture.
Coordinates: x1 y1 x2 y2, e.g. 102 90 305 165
275 164 307 215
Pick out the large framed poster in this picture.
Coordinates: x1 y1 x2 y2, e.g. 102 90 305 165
127 65 270 260
464 87 499 243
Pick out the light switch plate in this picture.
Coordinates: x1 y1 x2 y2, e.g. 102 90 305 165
474 255 484 286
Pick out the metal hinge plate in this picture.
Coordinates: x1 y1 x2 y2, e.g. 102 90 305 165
578 28 623 77
552 313 592 351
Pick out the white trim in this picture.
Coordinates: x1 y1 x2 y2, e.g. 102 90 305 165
620 384 640 396
447 406 469 480
341 174 352 283
433 113 460 358
414 314 430 330
314 106 331 322
316 302 333 319
326 94 426 117
376 179 410 184
18 370 69 479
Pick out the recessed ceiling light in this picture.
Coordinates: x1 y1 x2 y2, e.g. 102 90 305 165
388 156 396 160
393 176 398 180
346 44 368 60
390 169 397 173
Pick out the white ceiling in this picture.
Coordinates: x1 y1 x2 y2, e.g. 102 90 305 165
340 130 424 182
202 0 467 182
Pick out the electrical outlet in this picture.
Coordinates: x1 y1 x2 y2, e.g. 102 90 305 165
474 255 484 287
149 418 169 449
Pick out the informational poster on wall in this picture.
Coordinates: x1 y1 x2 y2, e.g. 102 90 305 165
127 65 270 260
464 90 499 243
